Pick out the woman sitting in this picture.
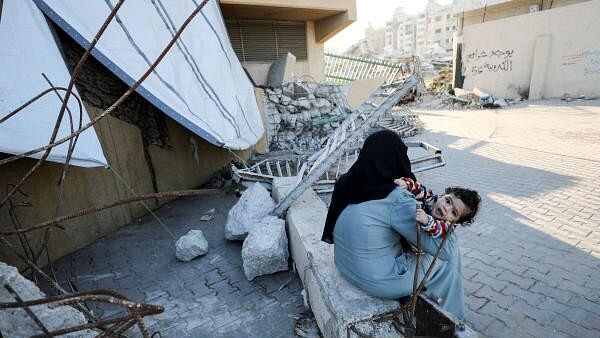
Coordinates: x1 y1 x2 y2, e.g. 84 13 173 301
321 130 481 319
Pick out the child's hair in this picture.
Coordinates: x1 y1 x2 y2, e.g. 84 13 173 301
445 187 481 225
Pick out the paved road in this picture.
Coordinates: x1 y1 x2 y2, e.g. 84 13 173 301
43 191 306 337
410 99 600 337
43 99 599 337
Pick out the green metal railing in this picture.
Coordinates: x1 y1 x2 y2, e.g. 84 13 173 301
324 53 418 84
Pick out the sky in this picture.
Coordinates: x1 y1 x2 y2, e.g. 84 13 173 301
325 0 453 52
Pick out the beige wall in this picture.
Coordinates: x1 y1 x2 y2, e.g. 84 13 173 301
0 105 250 268
461 0 589 27
460 0 600 99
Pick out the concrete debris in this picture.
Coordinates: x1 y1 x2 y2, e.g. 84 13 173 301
267 52 296 87
562 93 598 102
263 81 352 152
416 87 521 110
225 182 275 241
493 99 508 107
241 215 289 281
292 312 321 338
0 262 94 338
427 67 452 93
199 208 215 221
472 86 492 100
175 230 209 262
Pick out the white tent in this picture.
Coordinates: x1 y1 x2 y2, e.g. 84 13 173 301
0 0 108 167
34 0 265 150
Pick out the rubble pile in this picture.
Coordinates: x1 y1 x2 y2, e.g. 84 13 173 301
427 67 452 93
263 82 352 152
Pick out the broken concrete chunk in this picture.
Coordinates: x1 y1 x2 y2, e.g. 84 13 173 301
175 230 209 262
473 87 491 100
225 182 275 240
267 52 296 87
0 262 94 338
494 99 508 107
241 215 289 280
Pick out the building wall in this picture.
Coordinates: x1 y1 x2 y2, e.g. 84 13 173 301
0 101 251 269
241 21 325 85
460 0 589 27
460 0 600 99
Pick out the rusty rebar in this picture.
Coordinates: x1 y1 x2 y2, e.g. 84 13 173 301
0 288 164 337
0 0 126 210
0 0 210 168
4 284 53 337
0 236 106 330
1 189 220 235
0 87 83 124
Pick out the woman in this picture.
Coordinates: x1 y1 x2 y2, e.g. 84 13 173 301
321 130 416 244
323 130 480 319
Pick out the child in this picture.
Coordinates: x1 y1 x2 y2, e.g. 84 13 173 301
394 177 480 238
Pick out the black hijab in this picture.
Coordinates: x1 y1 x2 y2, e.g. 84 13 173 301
321 130 416 243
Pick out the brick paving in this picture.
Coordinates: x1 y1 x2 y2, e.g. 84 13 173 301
41 99 600 338
43 191 306 337
411 99 600 337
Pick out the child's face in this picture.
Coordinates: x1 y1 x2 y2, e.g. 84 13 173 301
432 193 469 223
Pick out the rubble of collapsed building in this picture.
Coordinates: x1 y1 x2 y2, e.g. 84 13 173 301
263 81 352 152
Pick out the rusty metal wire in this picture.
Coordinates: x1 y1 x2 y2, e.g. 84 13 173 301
1 189 220 236
4 284 52 337
0 0 126 210
0 2 212 336
0 0 210 168
0 86 83 125
1 286 164 338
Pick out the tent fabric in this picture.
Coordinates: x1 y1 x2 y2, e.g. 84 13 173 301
0 0 108 168
34 0 265 150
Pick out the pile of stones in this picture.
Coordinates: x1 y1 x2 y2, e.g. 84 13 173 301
263 82 352 152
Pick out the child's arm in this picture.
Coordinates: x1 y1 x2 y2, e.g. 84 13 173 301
394 177 433 203
416 209 448 238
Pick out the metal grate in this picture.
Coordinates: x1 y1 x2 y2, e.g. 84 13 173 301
324 53 421 84
225 19 307 62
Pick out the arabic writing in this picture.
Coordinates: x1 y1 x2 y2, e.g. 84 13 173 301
464 48 515 76
467 48 514 61
470 59 513 75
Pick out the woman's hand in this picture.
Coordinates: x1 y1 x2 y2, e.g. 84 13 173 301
394 178 407 188
415 209 429 225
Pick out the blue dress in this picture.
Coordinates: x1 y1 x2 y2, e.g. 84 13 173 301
333 187 465 319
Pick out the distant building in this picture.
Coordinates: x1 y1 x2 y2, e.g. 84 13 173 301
383 0 457 60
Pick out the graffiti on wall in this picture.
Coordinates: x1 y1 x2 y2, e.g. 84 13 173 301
463 48 514 76
561 49 600 76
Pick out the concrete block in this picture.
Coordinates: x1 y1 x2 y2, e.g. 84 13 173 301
281 183 401 338
241 216 289 280
225 183 275 241
272 176 299 203
346 77 385 111
267 52 296 87
175 230 209 262
0 262 94 337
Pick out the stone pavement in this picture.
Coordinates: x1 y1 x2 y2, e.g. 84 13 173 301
41 99 599 338
42 191 306 337
410 99 600 337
